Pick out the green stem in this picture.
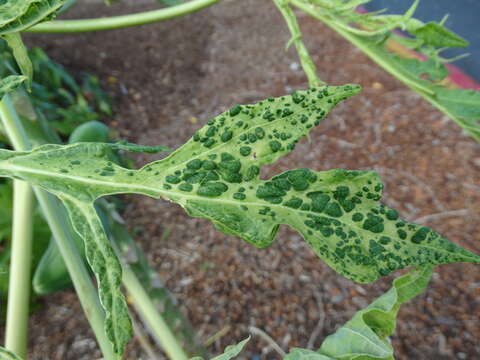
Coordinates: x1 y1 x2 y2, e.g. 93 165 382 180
4 180 34 359
122 266 189 360
25 0 220 33
273 0 324 87
0 94 116 360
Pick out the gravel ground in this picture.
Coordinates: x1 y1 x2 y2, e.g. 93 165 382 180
10 0 480 359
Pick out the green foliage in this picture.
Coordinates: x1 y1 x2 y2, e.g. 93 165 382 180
0 179 51 318
191 337 250 360
0 346 23 360
0 0 67 35
0 45 112 136
288 0 480 141
318 266 432 359
0 85 479 354
0 76 26 99
285 349 334 360
2 33 32 89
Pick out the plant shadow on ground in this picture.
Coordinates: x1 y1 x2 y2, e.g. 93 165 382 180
7 0 479 359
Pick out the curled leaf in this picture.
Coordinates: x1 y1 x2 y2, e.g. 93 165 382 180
285 348 334 360
191 336 250 360
318 266 433 359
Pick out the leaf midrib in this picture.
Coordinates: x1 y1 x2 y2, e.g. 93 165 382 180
4 160 473 264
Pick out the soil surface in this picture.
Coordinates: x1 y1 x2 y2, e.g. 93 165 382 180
15 0 480 359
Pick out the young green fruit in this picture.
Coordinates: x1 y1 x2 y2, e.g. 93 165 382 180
68 120 110 144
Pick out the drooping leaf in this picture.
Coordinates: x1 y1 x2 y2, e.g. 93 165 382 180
284 348 334 360
2 33 33 89
0 0 67 35
191 336 250 360
61 197 132 354
318 266 433 359
98 200 205 357
0 75 27 99
0 347 23 360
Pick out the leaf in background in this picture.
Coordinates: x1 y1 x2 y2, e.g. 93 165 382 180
436 88 480 119
389 55 448 81
318 266 433 359
191 336 250 360
411 22 469 48
0 45 113 137
0 75 27 99
2 33 32 89
284 348 334 360
157 0 183 6
0 346 23 360
0 0 67 35
0 181 13 241
291 0 480 142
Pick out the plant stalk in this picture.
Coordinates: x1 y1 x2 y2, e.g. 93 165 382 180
0 94 117 360
4 180 34 359
122 266 189 360
26 0 220 33
273 0 324 87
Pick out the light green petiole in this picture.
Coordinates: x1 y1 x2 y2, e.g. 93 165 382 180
25 0 220 33
4 180 34 359
273 0 325 87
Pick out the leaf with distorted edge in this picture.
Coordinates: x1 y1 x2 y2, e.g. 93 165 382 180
0 85 479 353
191 337 250 360
317 265 433 359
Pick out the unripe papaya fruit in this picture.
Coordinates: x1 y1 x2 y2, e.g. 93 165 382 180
68 120 110 144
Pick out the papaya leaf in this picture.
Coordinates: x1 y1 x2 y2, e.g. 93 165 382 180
61 197 132 354
318 265 433 359
2 33 33 89
0 85 478 279
191 336 250 360
0 0 67 35
0 75 27 99
0 347 23 360
284 348 334 360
